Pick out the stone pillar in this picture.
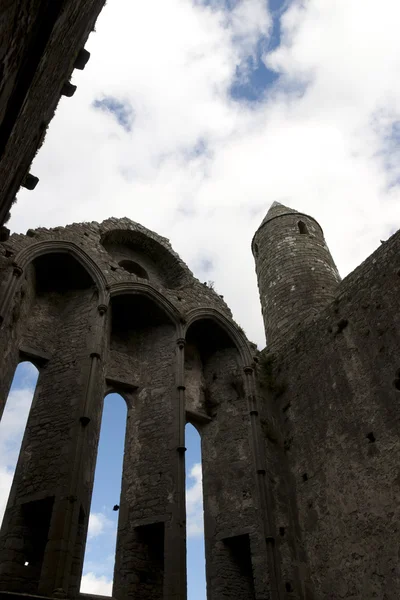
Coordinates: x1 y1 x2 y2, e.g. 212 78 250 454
39 302 108 598
163 337 186 600
112 319 184 600
243 365 282 600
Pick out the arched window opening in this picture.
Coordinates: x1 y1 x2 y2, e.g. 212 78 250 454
0 362 39 529
101 229 186 289
298 220 309 235
33 253 95 294
186 319 236 364
185 319 238 420
80 393 127 597
185 423 206 600
110 294 173 351
118 260 148 279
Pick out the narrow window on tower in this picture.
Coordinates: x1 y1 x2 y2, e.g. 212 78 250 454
185 423 206 600
80 393 127 597
0 362 39 528
298 220 309 235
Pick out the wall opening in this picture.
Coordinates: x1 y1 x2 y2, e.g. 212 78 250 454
33 253 95 293
19 496 55 591
298 220 308 235
119 260 149 279
80 393 127 597
101 228 186 289
221 534 255 598
0 362 39 528
185 423 206 600
133 521 164 598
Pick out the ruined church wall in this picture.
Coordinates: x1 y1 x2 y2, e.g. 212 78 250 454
266 228 400 599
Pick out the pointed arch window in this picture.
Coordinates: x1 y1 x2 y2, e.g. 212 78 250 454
185 423 206 600
80 393 127 597
0 362 39 527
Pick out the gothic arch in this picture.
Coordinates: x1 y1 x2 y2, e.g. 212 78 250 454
13 240 108 305
109 282 183 333
101 228 188 289
185 308 253 366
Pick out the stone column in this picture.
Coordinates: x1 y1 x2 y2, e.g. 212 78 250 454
0 263 23 326
112 319 182 600
163 337 187 600
243 365 282 600
38 302 108 598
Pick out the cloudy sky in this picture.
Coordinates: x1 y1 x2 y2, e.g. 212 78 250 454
9 0 400 347
2 0 400 597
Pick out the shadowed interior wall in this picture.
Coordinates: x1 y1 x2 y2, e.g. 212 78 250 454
0 219 238 600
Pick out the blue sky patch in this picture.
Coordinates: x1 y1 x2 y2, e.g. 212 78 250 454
92 96 134 132
229 0 291 103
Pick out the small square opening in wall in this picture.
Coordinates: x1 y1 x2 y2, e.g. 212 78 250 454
302 473 308 482
24 561 29 567
366 432 376 443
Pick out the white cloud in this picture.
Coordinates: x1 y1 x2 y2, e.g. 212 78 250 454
0 370 37 527
80 572 113 596
0 468 14 524
186 462 204 537
87 512 115 539
8 0 400 350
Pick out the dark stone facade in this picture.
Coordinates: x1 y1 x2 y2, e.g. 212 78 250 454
0 206 399 600
0 0 106 228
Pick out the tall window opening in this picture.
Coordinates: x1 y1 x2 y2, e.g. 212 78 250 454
0 362 39 528
185 423 206 600
298 220 309 235
80 393 127 597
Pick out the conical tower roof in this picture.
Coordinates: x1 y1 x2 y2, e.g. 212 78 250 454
260 201 299 227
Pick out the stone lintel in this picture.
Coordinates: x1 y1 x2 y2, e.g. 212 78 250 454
19 345 50 367
186 409 212 424
105 376 138 393
132 514 169 529
217 526 253 541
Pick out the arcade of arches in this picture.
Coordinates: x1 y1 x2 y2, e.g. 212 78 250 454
0 236 271 600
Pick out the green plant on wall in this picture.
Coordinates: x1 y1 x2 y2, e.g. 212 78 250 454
258 352 286 398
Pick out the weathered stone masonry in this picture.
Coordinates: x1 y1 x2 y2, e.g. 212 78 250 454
0 204 400 600
0 217 277 600
252 202 400 600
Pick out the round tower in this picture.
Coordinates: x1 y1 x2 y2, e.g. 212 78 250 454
252 202 340 348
